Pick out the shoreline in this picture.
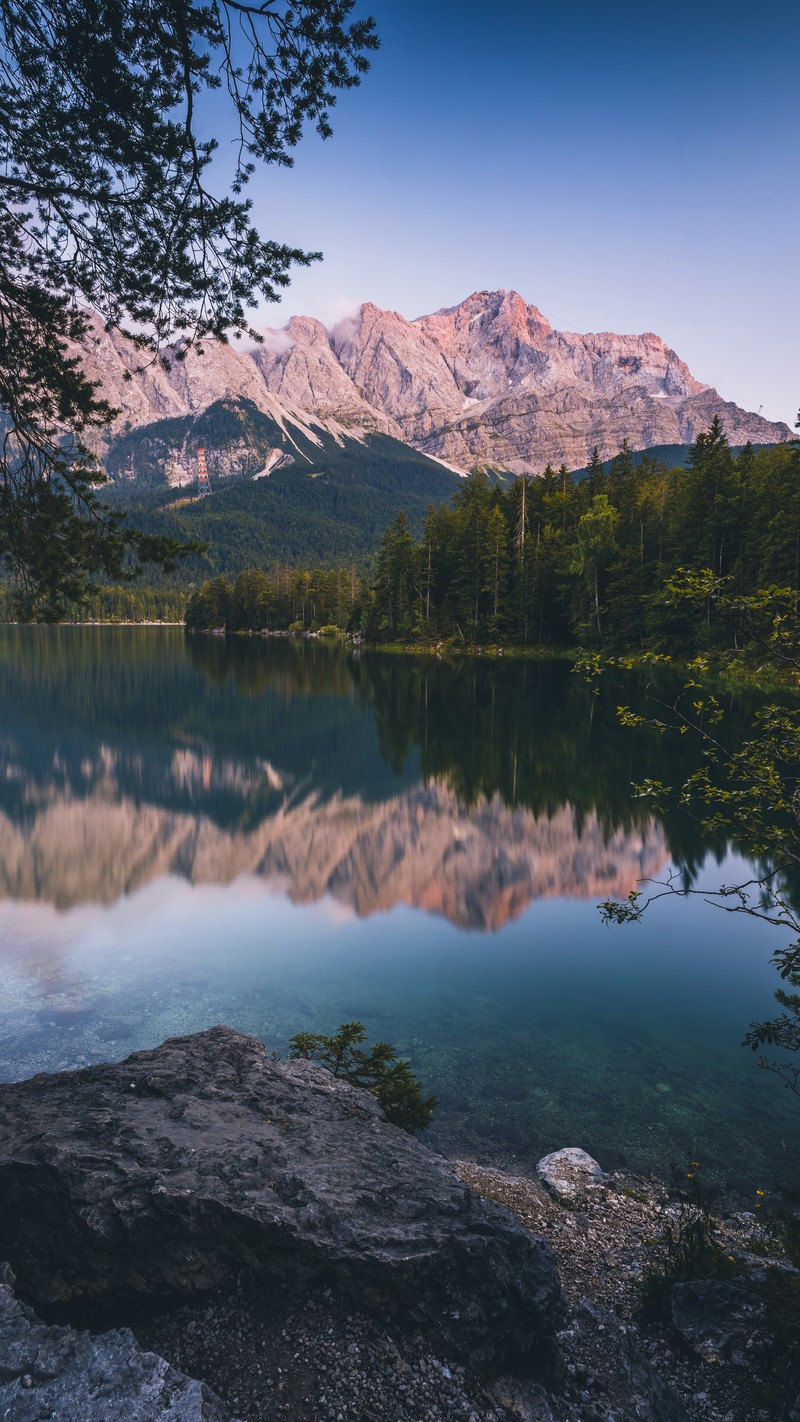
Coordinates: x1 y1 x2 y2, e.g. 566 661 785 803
8 618 793 689
0 1029 796 1421
3 1075 794 1422
5 612 799 669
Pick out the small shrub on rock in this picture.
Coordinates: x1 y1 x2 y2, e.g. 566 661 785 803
289 1021 437 1134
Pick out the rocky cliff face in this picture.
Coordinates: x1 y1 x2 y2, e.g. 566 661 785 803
75 316 378 459
308 290 791 471
250 316 403 438
78 292 791 478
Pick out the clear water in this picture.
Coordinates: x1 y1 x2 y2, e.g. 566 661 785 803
0 626 796 1201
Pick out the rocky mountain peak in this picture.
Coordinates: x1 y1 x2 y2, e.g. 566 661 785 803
283 314 324 343
73 291 792 477
249 312 402 436
422 288 554 347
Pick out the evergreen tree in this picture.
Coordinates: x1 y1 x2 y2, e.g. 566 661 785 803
682 416 740 577
370 512 419 638
0 0 378 614
484 504 510 637
607 440 638 529
452 473 493 638
512 475 533 641
586 446 606 500
570 494 618 641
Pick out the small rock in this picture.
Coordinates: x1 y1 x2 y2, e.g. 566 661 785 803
536 1149 606 1204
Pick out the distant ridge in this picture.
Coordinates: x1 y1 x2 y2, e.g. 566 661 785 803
104 396 464 574
569 441 787 482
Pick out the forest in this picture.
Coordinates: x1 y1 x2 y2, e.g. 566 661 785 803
108 410 463 573
185 419 800 654
0 583 188 625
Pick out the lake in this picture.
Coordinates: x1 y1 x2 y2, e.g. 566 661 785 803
0 625 796 1201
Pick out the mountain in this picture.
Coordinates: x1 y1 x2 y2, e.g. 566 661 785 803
78 316 466 570
78 315 442 487
79 294 791 488
102 397 464 571
255 290 792 472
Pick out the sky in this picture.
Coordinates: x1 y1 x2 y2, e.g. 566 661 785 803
235 0 798 427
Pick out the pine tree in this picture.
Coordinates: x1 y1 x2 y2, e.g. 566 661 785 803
607 439 638 529
485 505 510 637
570 495 618 641
586 446 606 500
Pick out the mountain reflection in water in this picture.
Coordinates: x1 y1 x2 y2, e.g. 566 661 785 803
2 627 799 1196
0 626 726 928
0 781 667 928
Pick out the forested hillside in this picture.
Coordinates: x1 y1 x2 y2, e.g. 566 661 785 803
109 411 464 573
186 421 800 653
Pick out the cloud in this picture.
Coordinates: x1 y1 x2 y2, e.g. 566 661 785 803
330 316 360 347
315 294 361 347
329 301 365 349
325 294 362 326
259 327 296 356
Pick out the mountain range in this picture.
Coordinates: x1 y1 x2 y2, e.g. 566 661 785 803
81 289 792 484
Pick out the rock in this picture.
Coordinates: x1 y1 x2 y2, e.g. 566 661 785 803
559 1299 691 1422
491 1376 583 1420
0 1027 564 1366
0 1263 235 1421
536 1149 605 1204
251 313 402 437
492 1296 693 1422
670 1279 766 1363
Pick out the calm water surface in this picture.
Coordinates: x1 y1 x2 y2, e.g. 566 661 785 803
0 626 796 1199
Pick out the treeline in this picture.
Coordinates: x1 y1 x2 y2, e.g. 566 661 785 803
0 584 187 624
185 420 800 651
364 420 800 650
185 565 361 633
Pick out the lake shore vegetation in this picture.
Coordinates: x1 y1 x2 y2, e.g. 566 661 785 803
183 421 800 664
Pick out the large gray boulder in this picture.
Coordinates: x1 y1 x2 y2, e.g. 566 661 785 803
0 1263 235 1421
0 1027 564 1366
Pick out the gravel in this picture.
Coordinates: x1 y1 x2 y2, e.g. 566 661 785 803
453 1160 788 1422
101 1156 792 1422
134 1277 506 1422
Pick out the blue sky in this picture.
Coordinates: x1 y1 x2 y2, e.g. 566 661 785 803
239 0 798 426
